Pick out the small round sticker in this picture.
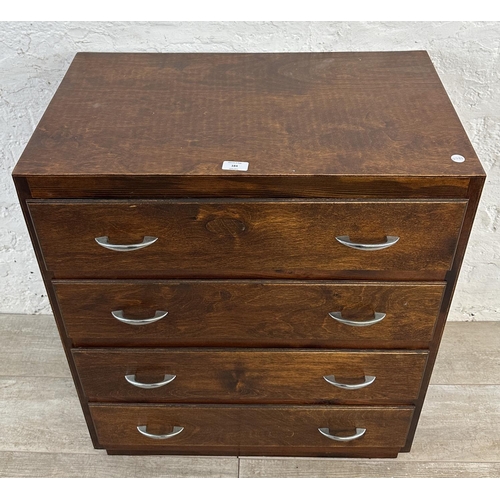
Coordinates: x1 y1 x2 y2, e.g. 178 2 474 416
451 154 465 163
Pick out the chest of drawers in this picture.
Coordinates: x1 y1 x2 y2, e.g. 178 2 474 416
13 51 485 458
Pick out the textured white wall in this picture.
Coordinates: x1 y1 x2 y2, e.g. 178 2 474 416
1 21 499 319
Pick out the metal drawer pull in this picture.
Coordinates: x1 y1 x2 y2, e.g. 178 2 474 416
335 235 399 251
318 427 366 442
323 375 376 390
329 311 386 327
137 425 184 440
125 374 176 389
95 235 158 252
111 310 168 325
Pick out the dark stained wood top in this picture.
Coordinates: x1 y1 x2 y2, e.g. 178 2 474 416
13 51 485 178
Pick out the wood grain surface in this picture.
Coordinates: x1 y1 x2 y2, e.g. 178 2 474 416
89 404 414 455
1 315 499 476
0 451 238 477
0 376 93 454
0 313 69 378
402 176 485 451
10 50 486 464
13 52 484 178
73 349 428 404
26 175 471 200
55 280 444 348
29 199 466 279
431 322 500 385
238 459 500 478
401 385 500 463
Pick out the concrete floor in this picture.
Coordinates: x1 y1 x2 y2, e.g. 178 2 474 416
0 314 499 477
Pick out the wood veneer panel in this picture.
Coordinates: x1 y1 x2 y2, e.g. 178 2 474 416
90 404 414 455
11 51 487 459
55 280 444 348
73 349 428 404
26 176 471 199
13 52 483 178
29 200 466 279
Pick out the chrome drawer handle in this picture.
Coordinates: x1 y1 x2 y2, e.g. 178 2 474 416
111 310 168 325
335 235 399 251
329 311 386 327
318 427 366 442
125 374 176 389
95 235 158 252
137 425 184 440
323 375 376 390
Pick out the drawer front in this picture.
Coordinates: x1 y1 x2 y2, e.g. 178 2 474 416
89 404 414 453
55 281 444 348
29 200 466 279
73 349 428 404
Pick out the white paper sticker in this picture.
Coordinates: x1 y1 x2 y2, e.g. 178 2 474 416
222 161 249 172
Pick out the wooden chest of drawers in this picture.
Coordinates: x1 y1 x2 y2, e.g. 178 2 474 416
13 51 485 458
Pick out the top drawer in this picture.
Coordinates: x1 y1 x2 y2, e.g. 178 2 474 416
28 199 466 279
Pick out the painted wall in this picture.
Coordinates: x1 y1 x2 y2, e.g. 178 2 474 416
1 22 499 319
